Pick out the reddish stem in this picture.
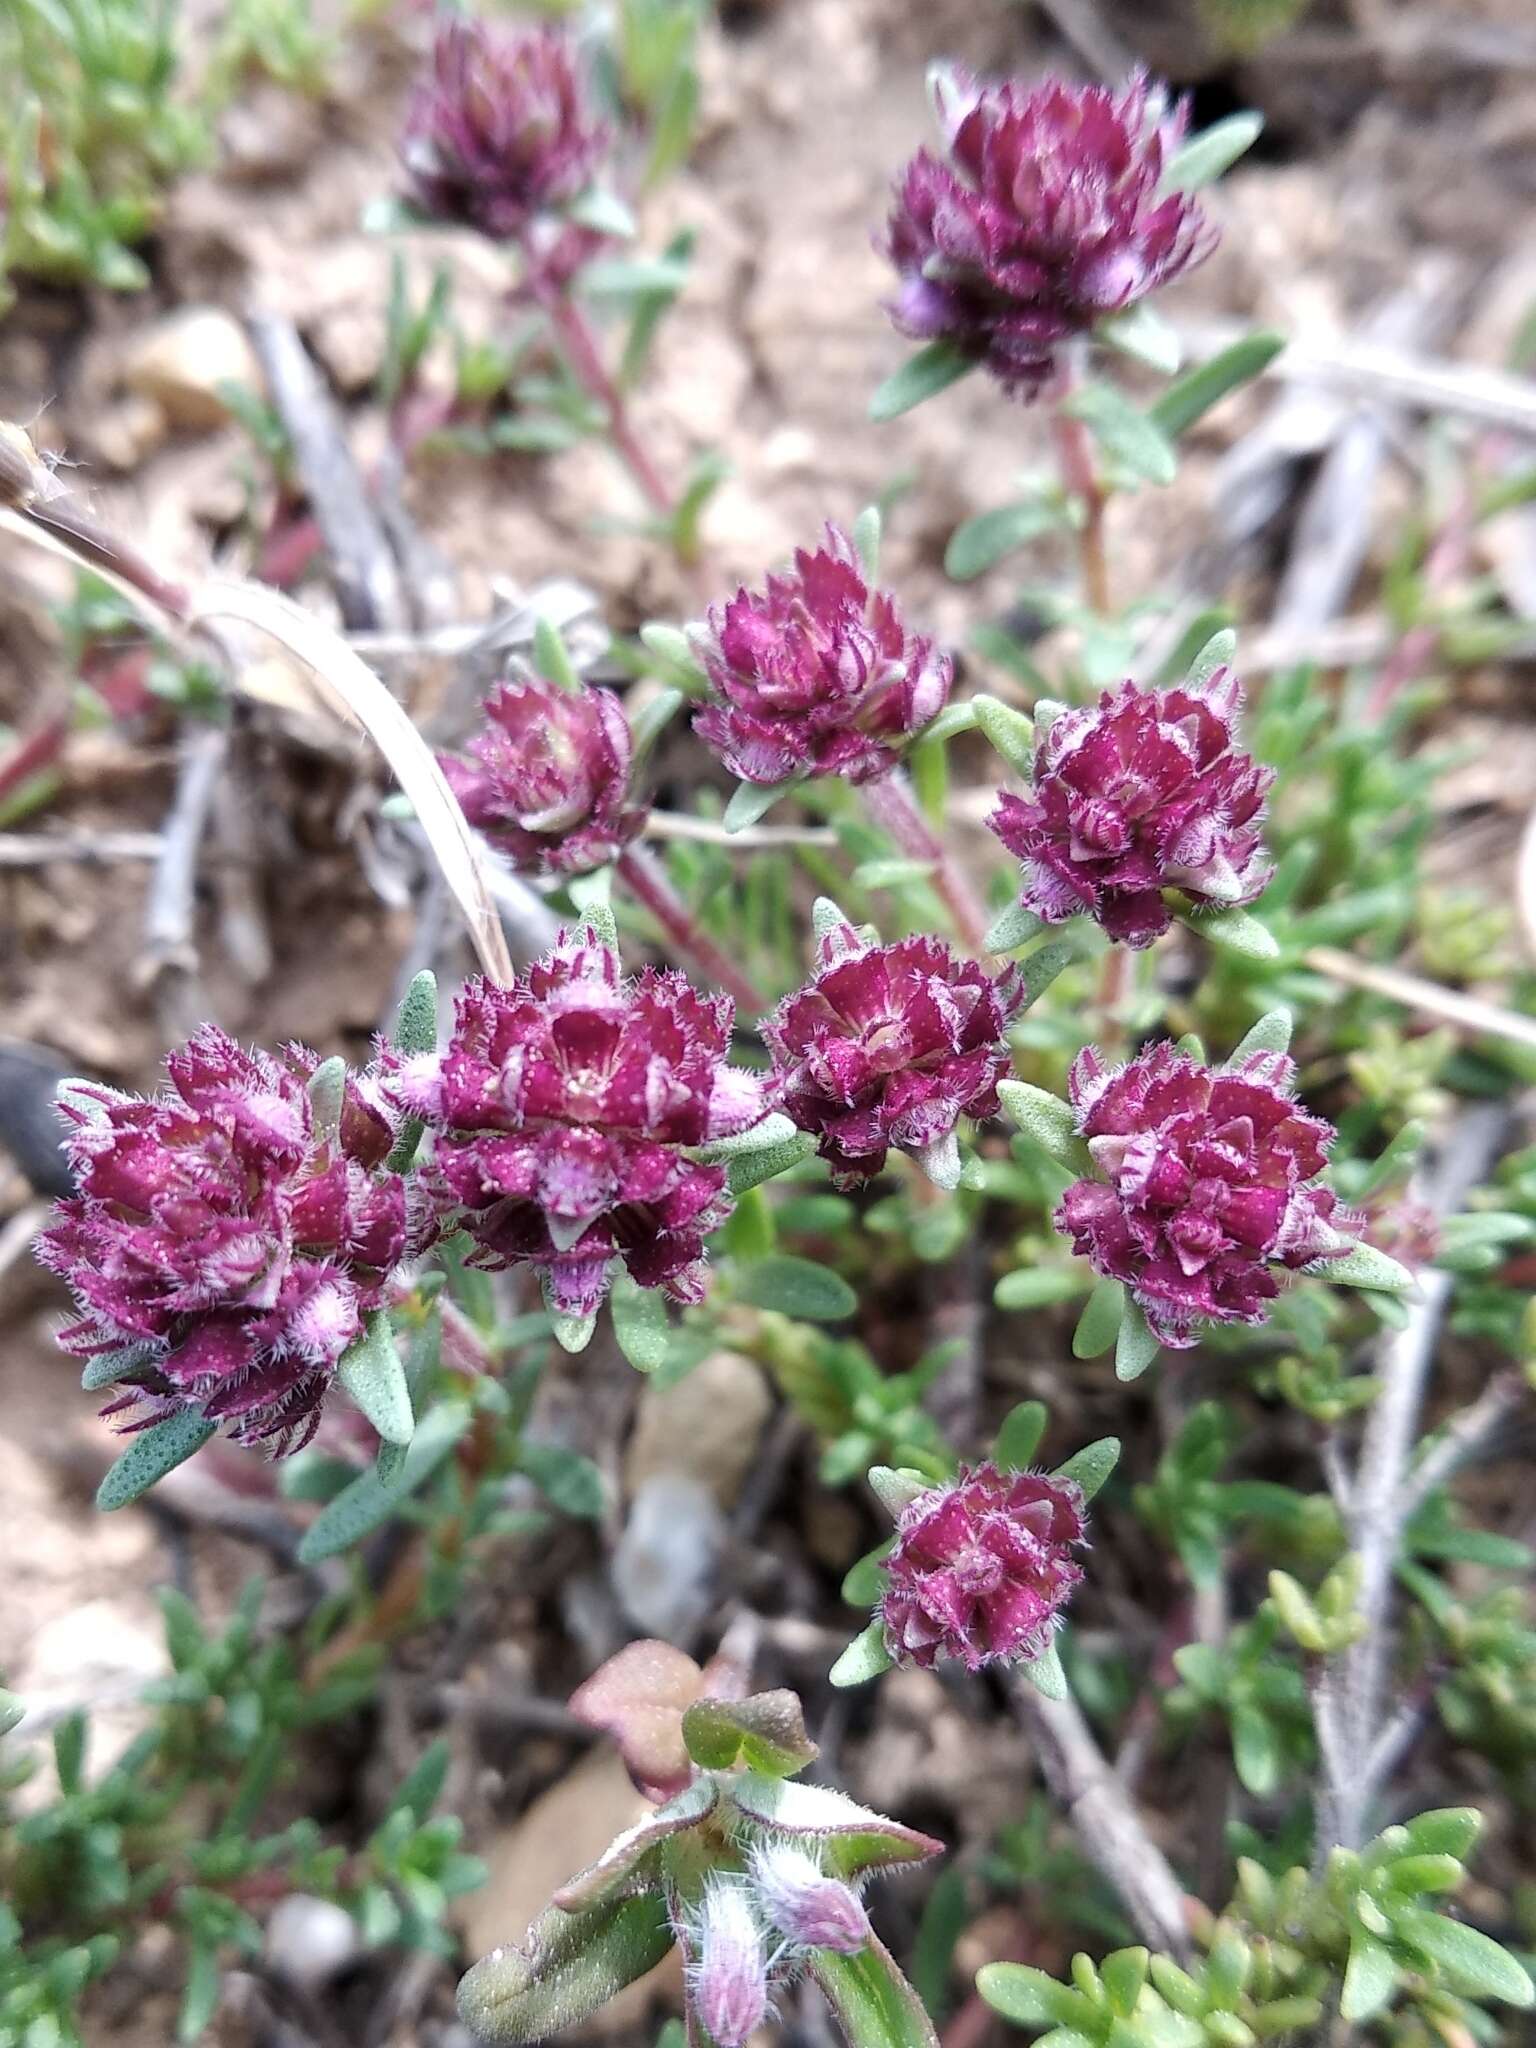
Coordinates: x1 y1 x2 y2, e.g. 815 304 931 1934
0 716 69 808
523 261 674 519
24 499 191 622
1050 405 1110 617
617 843 767 1016
859 768 992 956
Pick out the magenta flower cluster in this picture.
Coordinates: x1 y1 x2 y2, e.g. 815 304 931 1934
400 18 608 242
440 671 644 878
36 1030 432 1456
989 672 1274 948
880 1464 1086 1672
392 927 774 1319
1058 1043 1355 1347
885 70 1216 396
764 911 1025 1186
692 524 952 788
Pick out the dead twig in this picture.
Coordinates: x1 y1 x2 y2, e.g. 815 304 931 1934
141 722 229 1040
1302 947 1536 1056
1396 1368 1530 1521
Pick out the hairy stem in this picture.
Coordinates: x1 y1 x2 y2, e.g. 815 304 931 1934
616 843 767 1016
860 768 992 956
1312 1104 1509 1854
1010 1677 1191 1960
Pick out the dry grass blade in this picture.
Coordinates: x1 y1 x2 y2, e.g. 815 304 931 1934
1304 946 1536 1052
193 576 514 986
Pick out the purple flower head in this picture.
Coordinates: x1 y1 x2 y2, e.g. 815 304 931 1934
36 1029 434 1456
884 68 1217 397
1057 1041 1358 1347
692 525 952 788
689 1883 769 2048
400 18 609 242
440 670 644 878
989 671 1273 949
393 927 776 1319
749 1843 871 1956
763 910 1025 1187
880 1463 1086 1672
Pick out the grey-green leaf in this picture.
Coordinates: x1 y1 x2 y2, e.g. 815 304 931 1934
1018 1638 1067 1700
610 1275 671 1374
457 1895 675 2045
985 900 1045 952
1062 383 1177 488
724 777 798 832
946 500 1063 581
1323 1242 1416 1294
869 340 976 422
97 1410 217 1511
337 1311 414 1446
994 1400 1048 1472
811 1938 940 2048
1178 904 1280 959
1096 302 1182 375
830 1621 898 1689
1054 1436 1120 1503
736 1254 857 1322
1228 1009 1293 1064
1398 1910 1534 2007
1163 111 1265 193
1072 1277 1125 1360
996 1081 1082 1167
297 1401 471 1564
1115 1300 1160 1382
1149 332 1286 440
972 695 1035 776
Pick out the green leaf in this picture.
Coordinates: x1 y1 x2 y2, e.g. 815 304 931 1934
946 500 1063 581
830 1619 896 1689
1021 939 1078 1010
812 1939 939 2048
1149 332 1286 440
566 186 637 238
610 1274 671 1373
457 1894 675 2045
730 1772 941 1875
386 970 438 1169
695 1112 800 1164
53 1711 86 1795
1397 1910 1535 2006
842 1538 895 1606
736 1254 857 1322
1062 383 1177 487
1340 1933 1398 2023
1163 111 1265 193
852 504 882 582
97 1409 217 1511
997 1081 1082 1167
1401 1809 1480 1861
298 1401 471 1563
978 1963 1088 2029
923 700 980 744
1018 1638 1067 1700
1054 1436 1120 1503
552 1780 716 1912
852 856 937 890
638 621 708 689
1178 904 1280 959
1073 1277 1125 1360
1114 1301 1160 1382
1323 1242 1416 1294
1231 1703 1280 1796
985 900 1046 952
725 777 798 832
995 1266 1087 1310
973 695 1036 775
1188 626 1238 686
80 1342 159 1393
870 340 976 422
1357 1120 1426 1200
1228 1009 1293 1064
533 614 583 694
1097 302 1182 374
337 1311 414 1447
521 1443 605 1520
680 1690 819 1776
178 1937 222 2043
727 1130 817 1195
580 256 692 300
994 1400 1048 1471
549 1305 598 1354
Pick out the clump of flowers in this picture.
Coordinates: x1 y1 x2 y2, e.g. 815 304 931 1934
691 524 952 787
440 669 644 878
763 906 1025 1187
884 68 1217 396
36 1029 432 1456
989 672 1273 948
400 17 609 243
391 925 776 1323
1058 1042 1356 1346
879 1464 1086 1671
457 1651 940 2048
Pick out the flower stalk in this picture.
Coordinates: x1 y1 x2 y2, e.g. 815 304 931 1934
615 842 766 1015
860 768 991 956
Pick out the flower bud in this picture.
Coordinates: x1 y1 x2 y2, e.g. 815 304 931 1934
880 1464 1086 1671
690 1883 769 2048
692 524 951 788
749 1844 871 1955
988 673 1273 949
884 71 1216 399
1058 1042 1357 1346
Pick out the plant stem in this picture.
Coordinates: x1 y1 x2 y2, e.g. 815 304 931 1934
524 261 674 519
1050 401 1110 616
860 768 991 956
1311 1104 1508 1854
616 842 767 1016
